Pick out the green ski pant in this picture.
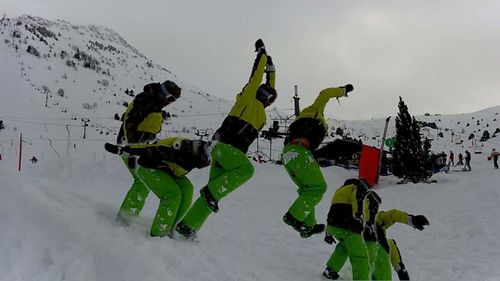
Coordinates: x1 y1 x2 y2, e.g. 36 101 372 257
282 144 327 226
180 143 254 232
372 242 392 280
119 156 152 217
326 226 370 281
365 240 379 279
119 161 193 236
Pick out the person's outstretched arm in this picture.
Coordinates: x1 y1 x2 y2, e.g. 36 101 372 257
240 40 268 100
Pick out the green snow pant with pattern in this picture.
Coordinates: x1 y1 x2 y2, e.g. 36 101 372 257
372 243 392 280
365 240 379 279
120 164 194 237
118 156 150 217
326 226 370 281
180 142 254 232
282 144 327 227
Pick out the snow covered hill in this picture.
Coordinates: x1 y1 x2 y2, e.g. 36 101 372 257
1 14 500 281
1 15 499 166
0 15 234 166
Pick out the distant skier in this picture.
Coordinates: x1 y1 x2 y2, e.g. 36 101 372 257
362 191 429 280
448 150 454 166
282 84 353 238
175 39 277 240
322 178 370 280
489 148 499 169
463 150 472 171
455 152 464 166
105 137 210 237
115 80 181 225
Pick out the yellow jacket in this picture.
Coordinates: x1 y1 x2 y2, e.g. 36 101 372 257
375 209 410 252
118 90 166 144
326 179 367 232
125 100 163 134
297 87 344 132
215 52 275 152
286 87 344 150
227 53 271 131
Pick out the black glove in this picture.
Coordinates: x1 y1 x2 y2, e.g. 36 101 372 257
352 216 364 233
266 55 274 66
265 55 275 72
409 215 429 231
324 233 336 244
255 39 265 53
105 143 124 155
340 84 354 96
104 143 137 168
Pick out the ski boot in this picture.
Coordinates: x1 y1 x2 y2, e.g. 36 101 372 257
175 222 198 241
300 223 325 238
322 268 339 280
283 212 324 238
200 185 219 213
283 212 302 231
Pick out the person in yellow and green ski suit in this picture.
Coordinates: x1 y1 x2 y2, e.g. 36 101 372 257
322 178 370 280
174 39 277 240
363 190 429 280
362 191 383 279
115 80 181 225
282 84 353 238
105 137 211 237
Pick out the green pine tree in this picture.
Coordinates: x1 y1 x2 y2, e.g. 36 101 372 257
392 97 432 183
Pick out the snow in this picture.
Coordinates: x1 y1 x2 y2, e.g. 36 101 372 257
1 156 500 281
1 15 500 281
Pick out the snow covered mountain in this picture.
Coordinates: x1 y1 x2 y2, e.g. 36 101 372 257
1 15 500 281
1 14 499 165
0 14 234 165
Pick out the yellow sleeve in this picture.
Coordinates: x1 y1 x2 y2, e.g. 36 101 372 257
308 87 344 114
363 197 376 223
266 70 276 89
240 53 267 101
388 239 402 267
377 209 409 229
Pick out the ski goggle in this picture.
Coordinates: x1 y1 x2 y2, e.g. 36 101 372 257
160 83 177 103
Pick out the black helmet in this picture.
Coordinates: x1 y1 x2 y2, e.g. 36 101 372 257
143 80 181 105
160 80 181 103
256 84 277 107
344 177 370 197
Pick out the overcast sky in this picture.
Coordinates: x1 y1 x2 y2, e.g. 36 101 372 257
3 0 500 120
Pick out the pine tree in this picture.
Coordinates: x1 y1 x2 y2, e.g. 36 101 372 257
392 97 432 183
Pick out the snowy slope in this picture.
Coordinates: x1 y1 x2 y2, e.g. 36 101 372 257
0 15 234 166
1 14 500 281
1 156 499 281
331 106 500 156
